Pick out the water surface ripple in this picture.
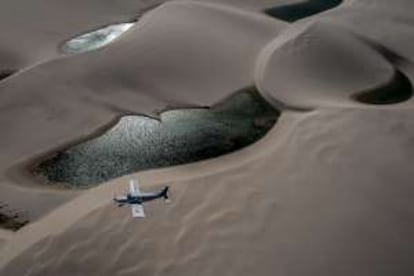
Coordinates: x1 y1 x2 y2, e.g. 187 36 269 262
34 89 280 188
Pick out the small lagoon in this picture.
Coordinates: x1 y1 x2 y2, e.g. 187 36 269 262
264 0 342 22
33 89 280 188
63 23 134 54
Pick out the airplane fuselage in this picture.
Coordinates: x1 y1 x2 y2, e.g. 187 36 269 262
115 193 163 205
113 186 169 206
114 180 169 217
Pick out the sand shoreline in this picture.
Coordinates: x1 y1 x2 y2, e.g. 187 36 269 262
0 110 298 270
1 0 414 275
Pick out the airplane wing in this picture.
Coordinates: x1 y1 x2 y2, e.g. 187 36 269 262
131 204 145 218
129 178 141 197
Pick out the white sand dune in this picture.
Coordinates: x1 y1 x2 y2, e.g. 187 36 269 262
1 0 414 275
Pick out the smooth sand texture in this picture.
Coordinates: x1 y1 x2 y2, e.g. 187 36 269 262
1 0 414 275
0 1 285 221
3 109 414 276
256 20 395 108
256 0 414 109
0 229 12 250
0 229 12 243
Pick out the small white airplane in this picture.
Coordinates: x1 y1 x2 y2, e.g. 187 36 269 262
113 178 170 218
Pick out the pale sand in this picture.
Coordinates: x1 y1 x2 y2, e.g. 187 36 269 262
0 229 12 245
0 0 285 221
3 109 414 275
1 0 414 275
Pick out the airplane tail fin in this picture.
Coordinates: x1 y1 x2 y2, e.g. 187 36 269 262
160 186 170 202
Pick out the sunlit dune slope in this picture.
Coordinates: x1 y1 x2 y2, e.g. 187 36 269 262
1 0 414 275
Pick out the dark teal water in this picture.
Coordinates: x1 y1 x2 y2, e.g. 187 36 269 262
353 70 413 105
0 202 29 231
63 23 135 54
264 0 342 22
33 89 280 188
0 69 16 81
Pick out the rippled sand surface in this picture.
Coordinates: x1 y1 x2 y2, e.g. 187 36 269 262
1 0 414 275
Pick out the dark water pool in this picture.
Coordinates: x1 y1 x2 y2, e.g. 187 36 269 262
63 23 135 54
0 69 16 81
0 202 29 231
33 88 280 188
353 70 413 105
264 0 342 22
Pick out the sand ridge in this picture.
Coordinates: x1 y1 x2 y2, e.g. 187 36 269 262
0 1 286 222
0 109 300 271
3 108 414 275
1 0 414 275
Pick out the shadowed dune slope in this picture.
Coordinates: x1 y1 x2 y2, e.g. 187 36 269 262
1 0 414 275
